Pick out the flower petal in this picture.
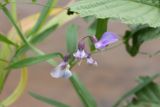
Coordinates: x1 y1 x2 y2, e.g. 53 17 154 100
50 69 64 78
73 49 88 59
95 32 118 49
87 57 98 66
63 69 72 78
50 69 72 79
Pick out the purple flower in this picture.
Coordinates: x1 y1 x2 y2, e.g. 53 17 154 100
73 50 88 59
86 56 97 66
73 41 88 59
94 32 118 49
50 61 72 79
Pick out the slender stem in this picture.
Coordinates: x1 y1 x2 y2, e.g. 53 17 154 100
10 0 17 22
1 6 29 45
29 0 58 36
2 5 58 66
1 67 28 107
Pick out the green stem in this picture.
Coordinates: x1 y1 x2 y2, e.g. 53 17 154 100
1 6 28 45
10 0 17 22
70 74 97 107
1 5 58 66
0 67 28 107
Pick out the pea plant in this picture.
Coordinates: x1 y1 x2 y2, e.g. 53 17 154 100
0 0 160 107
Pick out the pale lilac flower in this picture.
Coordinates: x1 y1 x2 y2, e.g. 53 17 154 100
73 41 88 59
86 56 98 66
50 61 72 79
94 32 118 49
73 50 88 59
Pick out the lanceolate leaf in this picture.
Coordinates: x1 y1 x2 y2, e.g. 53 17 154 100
0 33 18 47
124 26 160 56
95 18 108 40
113 74 160 107
31 24 58 43
66 24 78 54
70 0 160 27
8 53 62 69
126 76 160 107
14 24 58 58
29 92 70 107
29 0 58 35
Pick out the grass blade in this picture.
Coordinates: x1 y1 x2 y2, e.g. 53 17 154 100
29 91 70 107
0 33 18 47
66 24 78 54
29 0 58 35
9 52 62 69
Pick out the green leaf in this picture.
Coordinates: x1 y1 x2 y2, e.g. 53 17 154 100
8 52 62 69
95 18 108 40
70 74 97 107
29 0 58 35
14 24 58 58
32 0 37 3
0 33 18 47
124 26 160 56
70 0 160 27
1 5 27 44
125 76 160 107
87 20 97 36
66 24 78 54
29 91 70 107
127 102 160 107
113 74 160 107
31 24 58 43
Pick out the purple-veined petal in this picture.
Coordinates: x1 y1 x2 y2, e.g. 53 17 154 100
95 32 118 49
73 49 88 59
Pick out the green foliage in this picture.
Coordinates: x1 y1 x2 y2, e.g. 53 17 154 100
126 76 160 107
1 5 27 44
14 24 58 58
114 74 160 107
95 18 108 40
66 24 78 54
8 53 62 69
0 33 18 47
29 92 70 107
29 0 58 35
70 0 160 27
70 74 97 107
124 26 160 56
32 0 37 3
87 20 97 36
